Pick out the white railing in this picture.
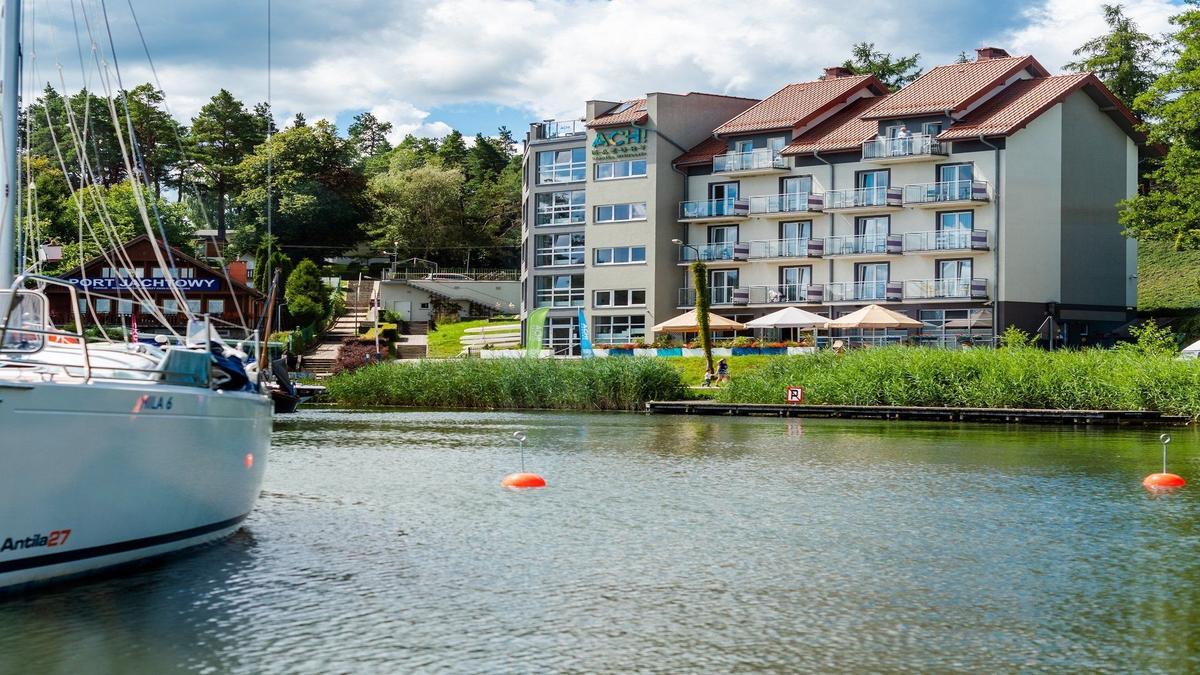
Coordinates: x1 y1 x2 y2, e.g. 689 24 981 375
904 278 989 300
862 133 945 160
748 284 815 304
749 238 811 259
824 234 897 256
827 280 894 302
678 285 747 306
537 161 586 184
534 246 585 267
679 197 749 220
748 193 816 215
534 288 584 308
713 149 787 173
823 185 902 210
903 180 990 205
902 230 989 253
678 242 743 262
540 120 585 139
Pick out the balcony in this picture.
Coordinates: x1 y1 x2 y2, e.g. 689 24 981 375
827 281 904 303
679 197 749 222
749 238 823 260
536 119 585 140
903 278 989 300
534 246 585 267
748 284 826 305
902 230 990 254
862 133 947 163
822 186 903 214
747 193 822 218
712 149 788 176
678 285 750 307
678 242 750 263
824 234 902 258
903 180 990 208
534 287 585 308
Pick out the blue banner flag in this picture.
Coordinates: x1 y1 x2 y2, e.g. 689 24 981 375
577 308 594 358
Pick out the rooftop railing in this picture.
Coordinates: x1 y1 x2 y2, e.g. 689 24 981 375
537 119 585 139
713 149 788 173
862 133 946 160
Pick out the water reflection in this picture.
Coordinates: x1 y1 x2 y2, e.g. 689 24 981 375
1 411 1198 672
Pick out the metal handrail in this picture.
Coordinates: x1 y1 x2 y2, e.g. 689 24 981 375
902 230 986 252
862 133 945 159
713 149 787 172
679 197 749 219
824 186 894 209
747 193 814 214
902 180 989 204
749 238 811 259
825 234 892 256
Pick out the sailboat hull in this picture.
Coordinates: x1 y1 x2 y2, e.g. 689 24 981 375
0 379 271 591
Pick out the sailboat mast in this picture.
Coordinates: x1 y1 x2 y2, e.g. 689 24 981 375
0 0 20 287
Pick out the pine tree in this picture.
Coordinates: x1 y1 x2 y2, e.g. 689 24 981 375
191 90 262 238
839 43 922 90
348 112 393 157
1065 4 1163 109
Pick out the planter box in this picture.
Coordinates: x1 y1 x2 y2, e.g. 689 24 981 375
787 346 817 356
481 349 536 359
656 347 683 357
682 348 706 357
711 348 733 356
633 349 657 357
608 348 634 357
758 347 787 355
731 347 759 356
591 349 610 357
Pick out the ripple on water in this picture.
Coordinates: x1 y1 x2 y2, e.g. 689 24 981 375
2 411 1199 673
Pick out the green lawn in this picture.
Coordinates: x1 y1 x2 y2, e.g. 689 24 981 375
427 319 518 358
669 355 776 387
1139 240 1200 312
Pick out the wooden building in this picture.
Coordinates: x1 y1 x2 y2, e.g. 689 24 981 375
47 234 264 336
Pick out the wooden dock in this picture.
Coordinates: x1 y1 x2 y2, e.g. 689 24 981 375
646 401 1191 426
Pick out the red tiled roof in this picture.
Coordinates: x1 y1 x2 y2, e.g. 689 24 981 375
714 75 886 135
587 99 648 128
780 96 887 155
674 136 728 167
862 56 1050 119
939 72 1141 142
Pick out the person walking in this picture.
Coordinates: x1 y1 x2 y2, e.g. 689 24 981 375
716 358 729 384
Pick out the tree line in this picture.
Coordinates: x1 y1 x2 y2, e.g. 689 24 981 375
20 85 522 277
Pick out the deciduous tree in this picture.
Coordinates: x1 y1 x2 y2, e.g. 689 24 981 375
1065 3 1163 109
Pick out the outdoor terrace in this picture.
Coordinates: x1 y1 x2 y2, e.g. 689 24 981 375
861 133 948 163
712 149 789 176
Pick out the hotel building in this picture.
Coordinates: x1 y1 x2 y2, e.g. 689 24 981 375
520 48 1144 352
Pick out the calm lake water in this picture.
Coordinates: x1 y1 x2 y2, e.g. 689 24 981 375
2 410 1199 673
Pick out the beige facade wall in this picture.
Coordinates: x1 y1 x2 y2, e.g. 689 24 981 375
1001 103 1062 305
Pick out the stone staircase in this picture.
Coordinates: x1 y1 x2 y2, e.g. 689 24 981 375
301 278 374 379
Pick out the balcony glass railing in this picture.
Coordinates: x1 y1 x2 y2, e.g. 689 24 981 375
825 234 895 256
713 149 787 173
534 288 585 308
903 180 989 204
748 193 814 215
826 281 893 302
749 238 811 259
678 242 748 262
862 133 945 160
904 278 988 300
534 246 585 267
902 230 988 253
824 186 900 210
539 120 585 139
678 286 747 306
679 197 749 220
749 284 814 304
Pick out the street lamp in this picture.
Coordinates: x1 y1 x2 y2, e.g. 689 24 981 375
671 238 699 261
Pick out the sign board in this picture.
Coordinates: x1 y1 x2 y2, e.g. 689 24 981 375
591 126 648 160
785 386 804 404
63 277 221 293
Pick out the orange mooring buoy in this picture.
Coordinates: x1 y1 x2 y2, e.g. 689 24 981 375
501 472 547 489
1144 434 1185 491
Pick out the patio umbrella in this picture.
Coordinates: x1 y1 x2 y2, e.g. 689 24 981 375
651 309 745 334
826 304 923 330
744 307 828 329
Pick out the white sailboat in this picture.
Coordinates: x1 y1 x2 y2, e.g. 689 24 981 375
0 0 272 591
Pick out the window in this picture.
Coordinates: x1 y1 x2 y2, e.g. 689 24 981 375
593 246 646 265
535 190 585 226
920 309 992 347
118 299 133 315
178 267 195 279
922 121 943 136
936 259 973 298
773 266 812 303
77 298 87 315
537 147 585 184
593 289 646 308
152 267 165 278
594 315 647 345
855 262 889 301
162 299 179 315
544 315 580 355
710 269 739 304
778 221 812 257
938 163 973 200
768 136 786 156
94 298 111 313
207 299 225 314
595 159 647 180
187 299 202 314
534 232 585 267
855 216 889 255
735 139 753 154
594 202 646 223
937 211 973 249
534 274 584 308
139 300 156 315
709 181 738 202
101 267 113 278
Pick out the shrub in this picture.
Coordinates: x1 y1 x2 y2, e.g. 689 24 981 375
1118 321 1178 356
284 259 331 328
334 337 385 375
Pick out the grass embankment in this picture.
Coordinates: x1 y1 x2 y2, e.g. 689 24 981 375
717 347 1200 416
1138 240 1200 313
325 357 685 410
426 319 514 358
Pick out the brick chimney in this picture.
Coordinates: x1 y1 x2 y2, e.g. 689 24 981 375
823 66 855 79
975 47 1011 61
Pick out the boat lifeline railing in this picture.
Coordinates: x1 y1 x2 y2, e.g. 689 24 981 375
0 274 220 385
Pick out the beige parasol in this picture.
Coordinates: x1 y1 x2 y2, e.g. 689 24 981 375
826 304 924 329
651 309 746 334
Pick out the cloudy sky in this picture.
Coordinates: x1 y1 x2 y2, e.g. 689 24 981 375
27 0 1182 142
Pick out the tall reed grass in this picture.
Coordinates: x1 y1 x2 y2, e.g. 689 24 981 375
718 346 1200 416
325 357 686 410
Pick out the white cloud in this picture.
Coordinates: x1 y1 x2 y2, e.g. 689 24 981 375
996 0 1177 74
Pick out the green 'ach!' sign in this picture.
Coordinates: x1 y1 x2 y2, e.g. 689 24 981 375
591 126 648 159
